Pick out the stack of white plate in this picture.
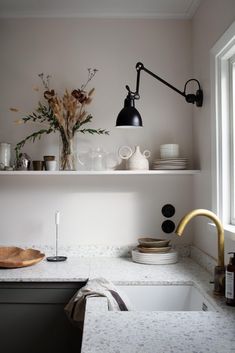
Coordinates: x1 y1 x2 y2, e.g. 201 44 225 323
152 158 187 170
132 248 178 265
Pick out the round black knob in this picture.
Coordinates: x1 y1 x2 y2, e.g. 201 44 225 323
161 220 175 234
161 204 175 218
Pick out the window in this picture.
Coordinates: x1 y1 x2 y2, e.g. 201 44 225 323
230 54 235 224
211 21 235 233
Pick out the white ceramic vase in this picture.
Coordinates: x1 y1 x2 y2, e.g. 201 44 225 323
118 145 150 170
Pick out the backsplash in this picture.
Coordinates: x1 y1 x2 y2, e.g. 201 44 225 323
0 174 194 248
32 244 214 277
190 246 216 275
30 243 191 258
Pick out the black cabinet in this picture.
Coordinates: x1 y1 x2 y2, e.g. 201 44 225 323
0 282 86 353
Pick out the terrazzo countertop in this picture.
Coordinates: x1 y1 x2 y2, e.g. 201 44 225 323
81 257 235 353
0 256 91 282
0 255 235 353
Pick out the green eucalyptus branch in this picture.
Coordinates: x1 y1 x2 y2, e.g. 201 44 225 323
79 114 93 126
73 114 93 133
22 103 58 129
79 128 109 135
73 115 109 136
15 127 55 159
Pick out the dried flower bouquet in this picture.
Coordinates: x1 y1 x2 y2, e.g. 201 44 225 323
13 69 109 170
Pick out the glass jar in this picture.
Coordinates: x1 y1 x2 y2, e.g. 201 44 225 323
90 147 107 171
0 142 11 169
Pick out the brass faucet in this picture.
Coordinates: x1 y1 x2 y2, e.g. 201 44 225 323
175 209 225 295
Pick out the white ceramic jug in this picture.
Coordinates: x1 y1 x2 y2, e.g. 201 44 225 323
118 145 150 170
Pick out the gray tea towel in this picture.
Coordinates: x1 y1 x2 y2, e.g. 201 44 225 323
64 277 131 326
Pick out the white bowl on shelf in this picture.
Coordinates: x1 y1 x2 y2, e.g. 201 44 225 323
160 144 179 159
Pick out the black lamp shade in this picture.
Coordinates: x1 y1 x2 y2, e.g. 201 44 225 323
116 96 143 127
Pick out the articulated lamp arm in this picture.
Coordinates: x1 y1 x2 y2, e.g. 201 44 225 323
132 62 203 107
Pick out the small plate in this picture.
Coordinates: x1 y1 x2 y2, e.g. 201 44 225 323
137 245 172 253
138 238 170 248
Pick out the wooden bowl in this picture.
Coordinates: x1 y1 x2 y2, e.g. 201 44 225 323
0 247 45 268
137 245 172 253
138 238 170 248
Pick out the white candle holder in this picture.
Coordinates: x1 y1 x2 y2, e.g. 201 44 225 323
47 211 67 262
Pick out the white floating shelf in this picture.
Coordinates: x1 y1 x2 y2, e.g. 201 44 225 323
0 170 200 176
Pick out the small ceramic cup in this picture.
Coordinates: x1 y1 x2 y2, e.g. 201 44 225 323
33 160 44 170
45 160 57 171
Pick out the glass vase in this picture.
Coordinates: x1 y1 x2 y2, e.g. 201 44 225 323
59 134 77 171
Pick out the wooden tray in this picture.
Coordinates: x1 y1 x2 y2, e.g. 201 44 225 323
0 247 45 268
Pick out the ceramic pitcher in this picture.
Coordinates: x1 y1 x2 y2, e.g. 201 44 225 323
118 145 150 170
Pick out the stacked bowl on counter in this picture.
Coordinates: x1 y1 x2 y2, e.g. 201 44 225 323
132 237 178 265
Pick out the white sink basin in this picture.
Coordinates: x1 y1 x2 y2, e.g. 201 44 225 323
117 284 216 312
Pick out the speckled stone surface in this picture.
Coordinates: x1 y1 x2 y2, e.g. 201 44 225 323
0 256 90 282
21 243 191 258
29 244 135 257
89 257 212 289
0 252 235 353
82 311 235 353
82 257 235 353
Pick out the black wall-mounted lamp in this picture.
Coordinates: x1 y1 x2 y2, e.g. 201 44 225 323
116 62 203 127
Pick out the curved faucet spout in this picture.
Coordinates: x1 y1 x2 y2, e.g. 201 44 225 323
175 209 224 267
176 209 225 295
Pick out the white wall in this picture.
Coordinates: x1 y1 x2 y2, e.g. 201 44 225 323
0 18 194 248
192 0 235 261
0 175 194 248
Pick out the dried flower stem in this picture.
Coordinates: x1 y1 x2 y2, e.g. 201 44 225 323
81 68 98 90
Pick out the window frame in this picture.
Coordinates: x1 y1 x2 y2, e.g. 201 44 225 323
211 21 235 235
230 54 235 224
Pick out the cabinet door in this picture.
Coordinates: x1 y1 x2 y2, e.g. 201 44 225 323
0 282 86 353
